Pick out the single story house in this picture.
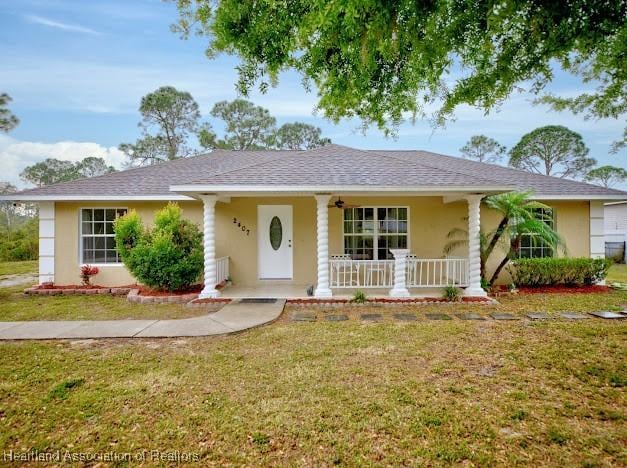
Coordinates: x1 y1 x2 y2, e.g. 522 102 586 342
3 144 625 298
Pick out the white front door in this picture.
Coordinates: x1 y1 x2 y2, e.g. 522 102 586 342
258 205 293 279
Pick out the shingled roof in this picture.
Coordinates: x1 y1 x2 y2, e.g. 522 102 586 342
3 144 625 200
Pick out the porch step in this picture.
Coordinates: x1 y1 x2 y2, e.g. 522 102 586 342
239 298 278 304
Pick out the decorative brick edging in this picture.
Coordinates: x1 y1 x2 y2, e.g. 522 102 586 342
126 289 199 304
287 297 495 307
24 287 130 296
186 298 233 308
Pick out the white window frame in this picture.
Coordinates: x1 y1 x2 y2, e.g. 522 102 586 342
518 207 556 259
79 207 127 266
342 206 410 260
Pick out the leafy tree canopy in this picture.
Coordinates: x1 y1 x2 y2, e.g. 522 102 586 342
0 93 19 133
172 0 627 144
120 86 205 165
459 135 506 163
585 165 627 188
208 99 277 150
509 125 596 179
272 122 331 150
20 157 116 187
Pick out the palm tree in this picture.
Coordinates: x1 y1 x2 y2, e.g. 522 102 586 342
444 192 565 285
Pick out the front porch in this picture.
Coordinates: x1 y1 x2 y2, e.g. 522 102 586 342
203 192 487 299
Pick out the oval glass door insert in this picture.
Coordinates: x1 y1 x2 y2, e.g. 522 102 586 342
269 216 283 250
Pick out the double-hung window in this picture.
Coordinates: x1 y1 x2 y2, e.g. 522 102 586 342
343 207 408 260
80 208 127 264
518 208 555 258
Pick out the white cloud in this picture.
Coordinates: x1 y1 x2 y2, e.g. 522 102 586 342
25 14 100 35
0 135 125 188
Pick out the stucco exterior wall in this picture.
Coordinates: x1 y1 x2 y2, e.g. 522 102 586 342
53 197 591 287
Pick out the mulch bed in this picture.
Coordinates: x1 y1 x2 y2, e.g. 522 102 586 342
516 285 611 295
136 284 203 297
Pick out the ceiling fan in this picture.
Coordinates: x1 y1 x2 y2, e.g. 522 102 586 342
328 197 361 209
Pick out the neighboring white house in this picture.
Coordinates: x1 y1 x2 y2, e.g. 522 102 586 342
605 201 627 242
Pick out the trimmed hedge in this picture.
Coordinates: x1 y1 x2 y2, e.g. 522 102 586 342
509 258 612 287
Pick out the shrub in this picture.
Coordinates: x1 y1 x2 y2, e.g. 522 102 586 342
351 290 367 303
509 258 612 287
443 285 461 302
114 203 204 291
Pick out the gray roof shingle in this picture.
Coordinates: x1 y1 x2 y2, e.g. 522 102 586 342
4 144 625 199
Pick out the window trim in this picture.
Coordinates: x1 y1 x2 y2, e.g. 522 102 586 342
79 207 128 266
518 207 556 259
342 206 410 260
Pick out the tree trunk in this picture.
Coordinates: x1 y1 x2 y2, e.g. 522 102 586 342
489 256 510 285
485 216 508 261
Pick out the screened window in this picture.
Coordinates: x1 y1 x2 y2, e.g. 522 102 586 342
519 208 555 259
80 208 127 264
343 207 408 260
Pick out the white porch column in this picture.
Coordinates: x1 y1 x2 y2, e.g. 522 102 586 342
199 194 220 298
314 194 332 297
39 202 55 284
389 248 410 297
464 195 488 297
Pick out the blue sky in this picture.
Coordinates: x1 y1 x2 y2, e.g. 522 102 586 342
1 0 625 188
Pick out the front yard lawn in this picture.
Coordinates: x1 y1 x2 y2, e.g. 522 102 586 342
0 260 37 277
608 263 627 283
0 285 214 321
0 315 625 465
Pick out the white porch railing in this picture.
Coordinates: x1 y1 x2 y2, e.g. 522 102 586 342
329 256 469 289
216 256 230 285
329 258 394 288
406 258 469 287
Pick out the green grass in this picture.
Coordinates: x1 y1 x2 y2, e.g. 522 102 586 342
0 260 37 277
0 317 625 465
0 285 216 321
608 264 627 283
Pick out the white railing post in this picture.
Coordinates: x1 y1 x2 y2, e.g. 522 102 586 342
199 194 220 298
314 194 332 297
464 195 488 297
389 249 410 297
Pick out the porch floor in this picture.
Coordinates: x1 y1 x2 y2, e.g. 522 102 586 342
220 283 447 299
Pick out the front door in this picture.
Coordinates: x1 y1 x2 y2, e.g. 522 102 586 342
258 205 293 279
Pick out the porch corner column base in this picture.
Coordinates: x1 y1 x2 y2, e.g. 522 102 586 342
463 287 488 298
314 288 332 298
389 288 410 298
199 288 221 299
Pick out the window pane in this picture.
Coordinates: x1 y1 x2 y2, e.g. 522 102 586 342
364 208 374 220
344 209 353 221
106 250 118 263
105 209 116 221
343 221 352 234
94 250 106 263
83 237 94 250
377 208 386 220
355 209 363 221
82 222 92 235
105 222 115 234
106 237 116 249
94 222 105 235
398 208 407 221
83 250 94 263
82 209 92 221
117 209 127 218
95 237 105 249
94 209 104 221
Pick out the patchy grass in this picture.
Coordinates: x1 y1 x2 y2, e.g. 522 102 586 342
0 260 37 277
608 264 627 283
0 285 219 321
0 318 625 465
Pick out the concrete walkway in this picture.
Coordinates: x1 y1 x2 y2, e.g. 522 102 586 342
0 299 285 340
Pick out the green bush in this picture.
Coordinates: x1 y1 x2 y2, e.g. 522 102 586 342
351 290 367 303
0 218 38 261
114 203 204 291
442 285 461 302
509 258 612 287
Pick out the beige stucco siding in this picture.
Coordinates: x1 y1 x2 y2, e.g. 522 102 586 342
53 197 591 287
